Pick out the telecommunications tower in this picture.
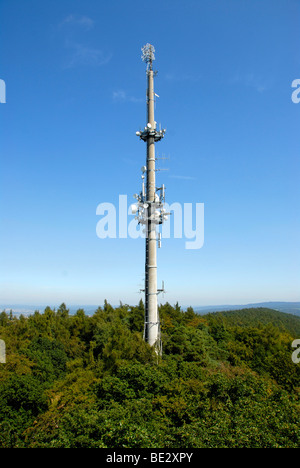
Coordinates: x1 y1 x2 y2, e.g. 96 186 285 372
132 44 169 354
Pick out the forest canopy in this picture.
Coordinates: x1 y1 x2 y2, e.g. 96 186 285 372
0 303 299 448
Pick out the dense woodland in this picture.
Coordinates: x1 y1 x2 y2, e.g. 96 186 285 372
0 302 299 448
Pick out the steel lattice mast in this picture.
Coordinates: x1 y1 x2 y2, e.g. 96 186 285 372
133 44 168 353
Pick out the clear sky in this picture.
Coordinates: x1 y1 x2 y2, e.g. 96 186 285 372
0 0 299 308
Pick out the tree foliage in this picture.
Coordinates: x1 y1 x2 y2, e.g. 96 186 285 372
0 303 299 448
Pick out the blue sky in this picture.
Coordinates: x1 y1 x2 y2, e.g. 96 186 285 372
0 0 299 308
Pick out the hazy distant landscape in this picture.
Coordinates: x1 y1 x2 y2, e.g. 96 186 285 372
194 302 300 317
2 301 300 317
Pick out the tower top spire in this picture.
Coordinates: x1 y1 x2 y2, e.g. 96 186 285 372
141 43 155 71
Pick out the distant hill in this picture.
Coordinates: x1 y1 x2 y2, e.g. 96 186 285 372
203 307 300 338
193 302 300 317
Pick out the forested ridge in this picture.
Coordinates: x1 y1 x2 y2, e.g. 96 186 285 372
0 303 299 448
